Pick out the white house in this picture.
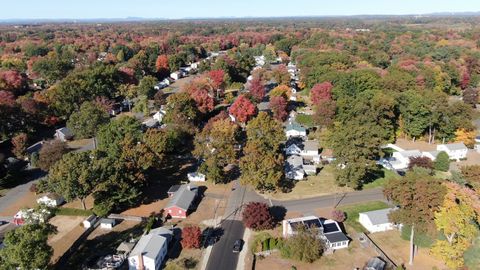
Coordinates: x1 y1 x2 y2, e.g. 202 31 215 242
285 155 305 180
100 218 116 230
389 150 423 170
301 140 321 164
285 122 307 138
359 208 396 233
83 215 97 228
55 127 73 142
36 193 64 207
437 142 468 161
129 227 173 270
187 172 206 182
422 150 440 161
282 216 349 250
285 143 302 156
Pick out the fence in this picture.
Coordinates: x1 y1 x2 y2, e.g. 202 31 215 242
359 232 397 268
108 213 145 222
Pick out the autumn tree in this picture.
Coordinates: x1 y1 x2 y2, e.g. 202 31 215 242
11 133 28 159
96 116 142 158
137 75 158 99
0 223 55 269
463 87 478 107
156 55 170 77
229 95 257 123
331 209 346 222
242 202 274 230
181 226 202 249
271 64 291 86
460 165 480 190
431 182 480 269
37 140 68 171
67 101 110 139
0 70 26 93
153 90 166 108
310 82 333 106
408 156 434 171
249 77 266 102
269 96 288 121
270 85 290 100
434 151 450 172
384 169 447 233
207 69 226 90
280 224 324 263
455 128 476 148
163 92 200 126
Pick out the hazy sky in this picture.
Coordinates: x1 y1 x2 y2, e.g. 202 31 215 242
2 0 480 19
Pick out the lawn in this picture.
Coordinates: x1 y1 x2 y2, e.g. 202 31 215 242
339 201 390 233
363 169 399 189
464 238 480 270
295 114 314 128
269 165 353 200
56 207 93 216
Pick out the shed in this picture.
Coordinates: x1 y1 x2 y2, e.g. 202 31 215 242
187 172 206 182
55 127 73 142
100 218 116 230
36 193 65 207
83 215 97 228
359 208 396 233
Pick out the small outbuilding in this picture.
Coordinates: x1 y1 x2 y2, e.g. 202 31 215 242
55 127 74 142
187 172 206 182
359 208 396 233
36 193 65 207
100 218 116 230
83 215 97 229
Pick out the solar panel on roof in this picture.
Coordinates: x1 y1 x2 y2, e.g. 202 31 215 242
303 219 321 229
322 222 339 233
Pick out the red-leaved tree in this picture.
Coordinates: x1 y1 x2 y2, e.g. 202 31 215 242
208 69 226 90
0 90 16 107
310 82 333 106
181 225 202 249
249 77 265 102
408 156 434 171
229 95 256 123
191 88 215 113
331 209 346 222
156 54 170 77
0 70 25 92
242 202 274 231
269 96 288 121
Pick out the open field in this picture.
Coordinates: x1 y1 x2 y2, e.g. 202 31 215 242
268 165 353 200
363 169 399 189
48 215 85 264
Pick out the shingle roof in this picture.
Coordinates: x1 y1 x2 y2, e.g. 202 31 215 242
440 142 468 151
398 150 422 158
165 184 198 211
303 140 319 152
286 122 306 133
130 234 167 260
286 155 303 167
56 127 73 137
360 208 394 225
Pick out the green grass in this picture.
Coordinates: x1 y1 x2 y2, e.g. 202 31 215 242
339 201 390 232
296 114 314 128
363 169 399 189
464 238 480 269
400 225 435 248
56 207 93 216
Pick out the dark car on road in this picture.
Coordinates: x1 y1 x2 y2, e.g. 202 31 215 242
232 239 243 253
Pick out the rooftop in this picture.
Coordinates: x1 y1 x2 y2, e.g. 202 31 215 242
360 208 395 225
438 142 468 151
165 184 198 211
303 140 319 152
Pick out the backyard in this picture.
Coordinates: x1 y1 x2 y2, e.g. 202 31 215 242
339 201 391 233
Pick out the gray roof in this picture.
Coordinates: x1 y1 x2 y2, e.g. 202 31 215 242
398 150 422 158
324 231 349 243
165 184 198 210
26 141 44 154
286 155 303 167
286 122 306 133
56 127 73 137
130 233 168 260
303 140 319 152
360 208 394 225
257 102 270 112
425 150 440 158
365 257 386 270
117 242 135 253
441 142 467 151
100 218 115 225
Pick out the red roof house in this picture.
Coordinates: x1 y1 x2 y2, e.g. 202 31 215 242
164 184 198 219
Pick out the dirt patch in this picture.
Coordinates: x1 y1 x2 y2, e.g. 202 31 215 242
368 230 446 270
121 198 168 217
62 195 95 210
48 215 85 264
0 190 37 216
168 196 226 228
87 220 140 240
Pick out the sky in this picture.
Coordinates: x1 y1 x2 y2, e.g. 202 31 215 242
1 0 480 20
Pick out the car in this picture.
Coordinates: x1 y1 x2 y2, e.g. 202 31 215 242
232 239 243 253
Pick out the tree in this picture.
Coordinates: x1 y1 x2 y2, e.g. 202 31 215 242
208 69 226 90
143 128 180 161
270 85 290 99
431 182 480 269
67 101 110 139
249 77 266 102
155 55 170 77
137 75 158 99
246 112 285 152
310 82 333 106
153 90 166 108
313 99 336 127
384 169 447 233
460 165 480 190
434 151 450 172
46 151 96 209
408 156 434 171
280 224 324 263
455 128 476 148
163 92 199 126
272 64 291 86
0 70 26 93
331 209 346 222
96 116 142 158
37 140 68 171
0 223 55 269
181 226 202 249
242 202 274 230
11 133 28 159
229 95 256 123
269 96 288 121
463 87 478 107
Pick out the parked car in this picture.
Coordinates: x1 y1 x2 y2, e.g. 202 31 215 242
232 239 243 253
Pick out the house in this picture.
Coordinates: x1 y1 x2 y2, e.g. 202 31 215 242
289 94 297 101
285 142 302 156
254 55 266 66
26 141 44 157
321 148 335 163
36 193 64 207
170 71 182 81
55 127 73 142
389 150 423 170
13 208 50 226
167 185 181 197
285 122 307 138
100 218 116 230
359 208 396 233
164 184 198 218
364 257 386 270
142 118 159 129
187 172 206 182
303 164 317 175
301 140 321 164
128 227 173 270
285 155 305 180
437 142 468 161
282 216 349 251
422 150 440 161
83 215 97 228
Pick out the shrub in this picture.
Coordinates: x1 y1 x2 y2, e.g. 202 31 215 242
408 156 433 171
242 202 274 231
181 226 202 249
262 239 269 251
280 224 324 263
434 151 450 172
331 209 346 222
